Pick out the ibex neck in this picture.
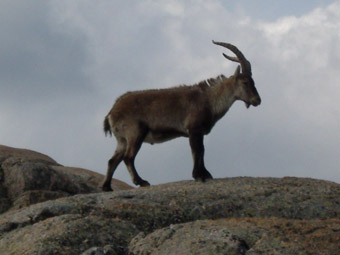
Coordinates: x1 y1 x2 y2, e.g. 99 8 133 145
207 75 236 120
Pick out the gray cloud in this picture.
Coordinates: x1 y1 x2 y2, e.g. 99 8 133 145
0 0 96 167
0 0 92 106
1 0 339 186
223 0 335 21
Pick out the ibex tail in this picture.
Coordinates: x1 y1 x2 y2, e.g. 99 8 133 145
103 116 112 136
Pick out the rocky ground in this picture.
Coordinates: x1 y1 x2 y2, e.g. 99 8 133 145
0 145 339 254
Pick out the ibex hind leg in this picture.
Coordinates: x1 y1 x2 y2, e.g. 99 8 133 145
102 137 126 192
123 124 150 187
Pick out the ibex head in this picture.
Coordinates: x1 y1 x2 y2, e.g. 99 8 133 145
213 41 261 108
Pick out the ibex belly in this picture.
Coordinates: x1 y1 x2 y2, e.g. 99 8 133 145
144 130 187 144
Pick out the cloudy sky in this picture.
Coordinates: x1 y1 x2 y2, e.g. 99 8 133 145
1 0 339 186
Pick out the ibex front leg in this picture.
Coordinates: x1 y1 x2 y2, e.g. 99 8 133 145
189 130 213 182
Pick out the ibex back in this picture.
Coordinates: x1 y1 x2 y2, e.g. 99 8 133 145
102 41 261 191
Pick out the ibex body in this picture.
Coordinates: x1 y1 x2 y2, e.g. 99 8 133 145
102 41 261 191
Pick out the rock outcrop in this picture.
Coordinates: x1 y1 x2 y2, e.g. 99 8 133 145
0 145 339 254
0 145 132 213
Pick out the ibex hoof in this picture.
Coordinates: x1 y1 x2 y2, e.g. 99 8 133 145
193 169 213 182
195 177 213 183
102 185 113 192
138 180 151 187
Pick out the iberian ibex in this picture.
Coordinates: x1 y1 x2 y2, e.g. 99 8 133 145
102 41 261 191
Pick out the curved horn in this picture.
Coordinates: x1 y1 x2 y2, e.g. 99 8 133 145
212 40 252 76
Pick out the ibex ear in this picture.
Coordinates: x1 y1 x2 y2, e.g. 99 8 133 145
234 65 241 79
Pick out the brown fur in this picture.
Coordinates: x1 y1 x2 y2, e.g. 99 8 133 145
102 43 261 191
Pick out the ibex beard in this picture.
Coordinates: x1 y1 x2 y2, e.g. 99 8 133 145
102 41 261 191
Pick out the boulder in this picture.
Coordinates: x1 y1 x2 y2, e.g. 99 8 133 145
0 145 132 213
129 218 340 255
0 145 339 254
0 214 139 255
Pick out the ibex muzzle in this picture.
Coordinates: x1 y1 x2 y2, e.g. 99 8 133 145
102 41 261 191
